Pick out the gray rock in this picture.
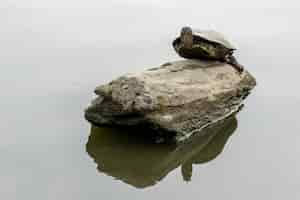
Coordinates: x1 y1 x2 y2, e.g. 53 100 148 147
85 59 256 143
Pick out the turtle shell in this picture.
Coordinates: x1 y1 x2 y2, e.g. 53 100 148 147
192 29 236 50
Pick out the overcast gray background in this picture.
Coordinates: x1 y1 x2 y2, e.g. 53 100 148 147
1 0 300 96
1 0 300 199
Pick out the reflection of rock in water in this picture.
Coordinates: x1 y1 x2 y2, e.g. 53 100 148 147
86 116 237 188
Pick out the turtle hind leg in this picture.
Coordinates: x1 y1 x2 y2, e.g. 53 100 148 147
225 55 244 74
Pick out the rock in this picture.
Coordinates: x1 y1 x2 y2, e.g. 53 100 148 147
85 59 256 143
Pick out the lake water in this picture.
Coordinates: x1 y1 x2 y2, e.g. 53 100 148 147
1 0 300 199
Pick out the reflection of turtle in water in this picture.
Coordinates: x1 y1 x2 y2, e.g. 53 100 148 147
181 116 237 182
172 26 244 73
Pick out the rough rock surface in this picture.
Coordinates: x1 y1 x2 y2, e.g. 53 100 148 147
85 59 256 142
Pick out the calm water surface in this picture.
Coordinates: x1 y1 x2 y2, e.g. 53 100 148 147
1 0 300 199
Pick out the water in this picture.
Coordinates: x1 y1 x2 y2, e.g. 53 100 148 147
86 117 237 188
1 0 300 199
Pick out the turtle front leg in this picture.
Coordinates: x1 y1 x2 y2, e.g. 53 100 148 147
225 55 244 74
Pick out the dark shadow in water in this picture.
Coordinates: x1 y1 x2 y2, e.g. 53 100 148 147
86 116 238 188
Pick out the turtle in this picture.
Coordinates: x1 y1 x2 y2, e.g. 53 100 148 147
172 26 244 73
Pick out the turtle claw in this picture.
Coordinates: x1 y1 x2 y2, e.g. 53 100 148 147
226 55 244 74
233 64 244 74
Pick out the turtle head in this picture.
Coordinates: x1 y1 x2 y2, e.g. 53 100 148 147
180 26 193 49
